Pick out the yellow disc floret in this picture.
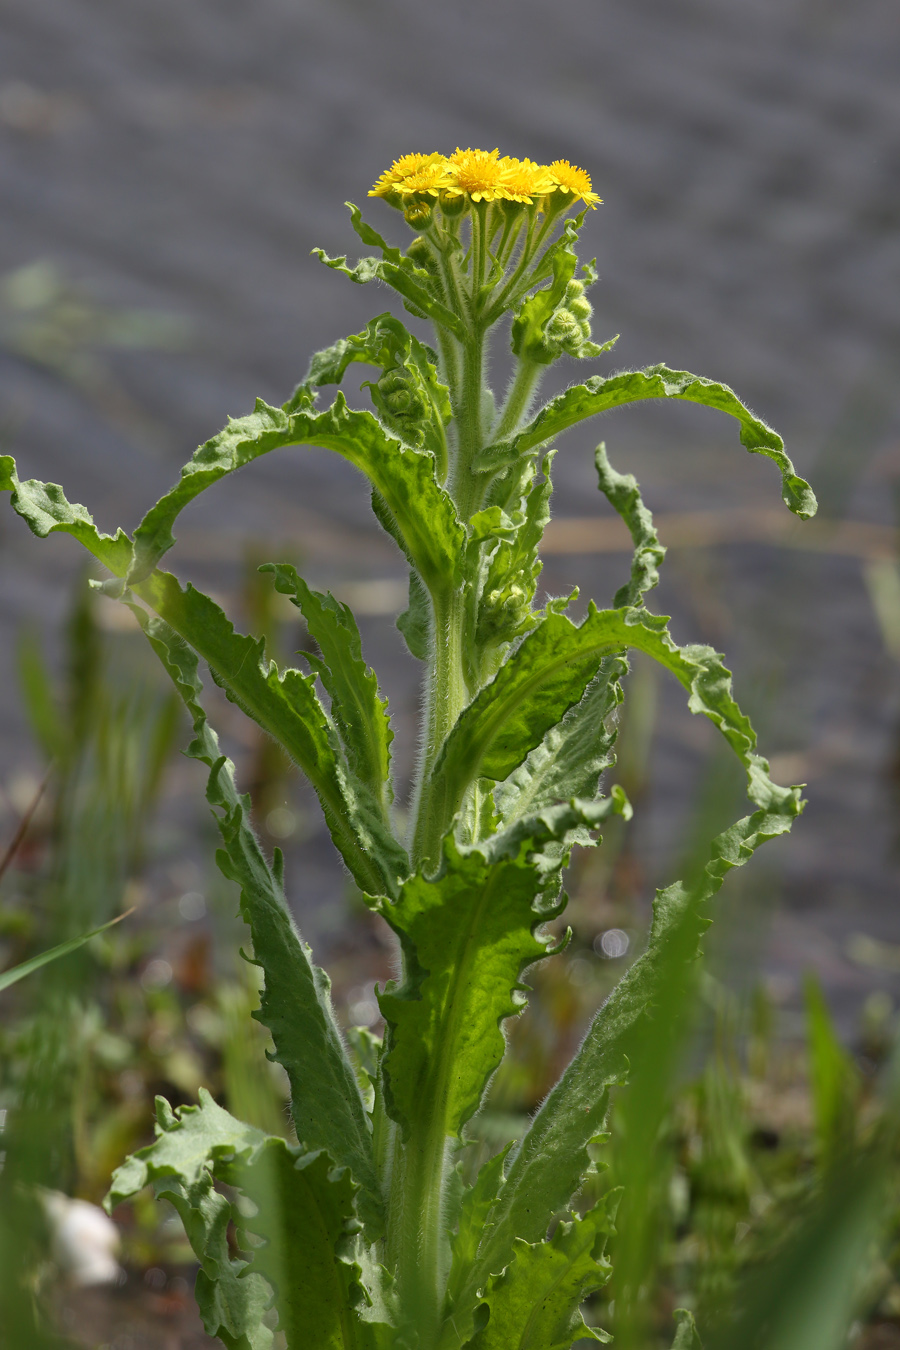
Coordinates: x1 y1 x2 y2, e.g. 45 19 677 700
445 148 510 203
547 159 602 208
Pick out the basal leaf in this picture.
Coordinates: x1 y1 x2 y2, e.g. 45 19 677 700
470 799 803 1297
262 563 394 815
466 1195 616 1350
108 1091 376 1350
481 365 817 520
127 612 384 1237
313 204 464 338
376 835 553 1145
127 395 464 595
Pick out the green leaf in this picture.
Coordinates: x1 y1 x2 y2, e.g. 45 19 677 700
672 1309 703 1349
0 910 131 993
396 569 431 662
481 366 817 520
262 563 394 814
446 1144 515 1318
509 222 580 364
482 788 632 884
313 204 464 338
376 835 555 1145
1 453 133 574
126 395 464 596
494 660 624 835
594 441 666 607
305 312 451 467
470 800 803 1298
133 569 408 901
108 1091 376 1350
128 611 384 1238
466 1196 616 1350
804 974 860 1168
465 454 554 683
428 603 800 852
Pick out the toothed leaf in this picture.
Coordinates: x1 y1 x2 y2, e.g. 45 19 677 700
467 1197 616 1350
127 395 464 594
133 570 408 901
107 1091 376 1350
469 799 804 1298
263 563 394 813
313 204 464 338
376 835 561 1146
481 365 817 519
125 612 383 1237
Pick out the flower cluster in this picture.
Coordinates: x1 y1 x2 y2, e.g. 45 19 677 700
369 147 601 209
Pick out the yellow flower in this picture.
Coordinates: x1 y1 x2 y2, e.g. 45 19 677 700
498 156 556 203
547 159 602 208
445 147 510 203
369 152 449 198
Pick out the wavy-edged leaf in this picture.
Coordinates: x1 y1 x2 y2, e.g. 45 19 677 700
464 454 554 684
262 563 394 815
313 204 464 338
494 659 624 832
466 1195 616 1350
428 603 799 855
468 798 804 1301
1 454 133 574
509 221 580 364
134 569 408 901
445 1143 514 1320
376 835 556 1146
594 441 666 607
305 311 451 467
107 1091 378 1350
127 612 384 1237
480 365 817 520
481 788 632 882
126 394 464 593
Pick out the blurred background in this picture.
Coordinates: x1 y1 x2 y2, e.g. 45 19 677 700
1 0 899 1345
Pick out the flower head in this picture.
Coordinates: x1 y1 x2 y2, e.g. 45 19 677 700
445 148 509 203
547 160 602 208
368 148 602 213
369 152 449 198
498 156 556 203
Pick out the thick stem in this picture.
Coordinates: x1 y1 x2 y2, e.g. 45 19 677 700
492 356 544 444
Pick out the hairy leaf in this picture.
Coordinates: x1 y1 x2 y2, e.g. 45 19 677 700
108 1091 373 1350
305 311 451 467
313 204 464 338
480 365 817 520
262 563 394 814
429 603 799 851
126 394 463 594
127 613 384 1236
376 835 555 1144
135 570 408 900
466 1196 616 1350
594 441 666 607
1 454 133 574
470 798 803 1297
445 1144 514 1319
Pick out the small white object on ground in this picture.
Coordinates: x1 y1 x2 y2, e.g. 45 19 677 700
41 1190 123 1287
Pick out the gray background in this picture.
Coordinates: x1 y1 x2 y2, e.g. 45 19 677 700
1 0 899 1025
